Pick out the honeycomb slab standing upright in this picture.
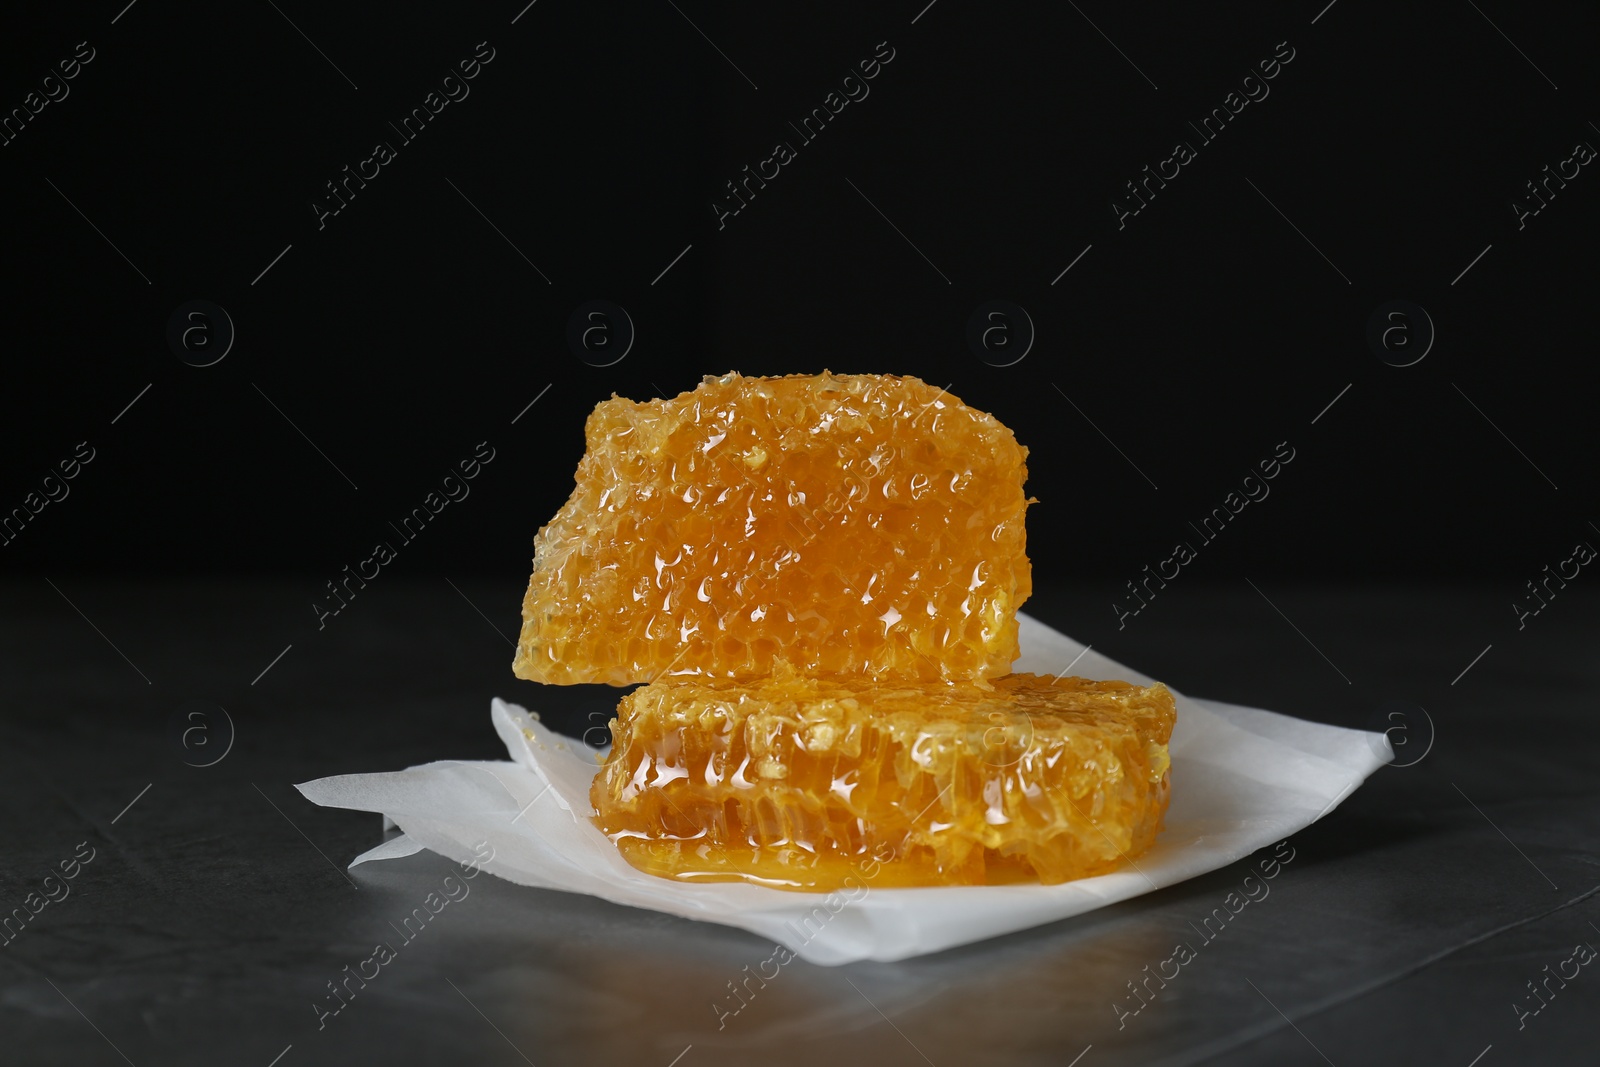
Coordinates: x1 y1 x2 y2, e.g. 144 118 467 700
512 372 1032 687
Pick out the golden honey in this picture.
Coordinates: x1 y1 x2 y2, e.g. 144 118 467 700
512 372 1031 686
591 673 1176 890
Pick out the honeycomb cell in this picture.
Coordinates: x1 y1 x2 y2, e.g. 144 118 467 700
590 672 1176 890
512 371 1032 686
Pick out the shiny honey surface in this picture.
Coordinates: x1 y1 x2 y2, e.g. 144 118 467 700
591 673 1176 890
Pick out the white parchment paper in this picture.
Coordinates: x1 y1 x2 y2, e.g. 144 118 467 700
296 612 1391 965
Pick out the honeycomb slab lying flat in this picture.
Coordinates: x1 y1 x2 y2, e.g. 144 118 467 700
590 673 1175 890
512 372 1032 686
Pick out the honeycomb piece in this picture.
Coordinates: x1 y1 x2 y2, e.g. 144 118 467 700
590 672 1175 890
512 371 1031 686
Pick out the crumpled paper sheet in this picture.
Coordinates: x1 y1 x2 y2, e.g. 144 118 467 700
297 612 1391 965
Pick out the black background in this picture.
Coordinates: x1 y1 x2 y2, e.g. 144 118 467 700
3 1 1594 597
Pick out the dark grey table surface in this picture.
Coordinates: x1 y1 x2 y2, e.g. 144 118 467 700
2 577 1596 1066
